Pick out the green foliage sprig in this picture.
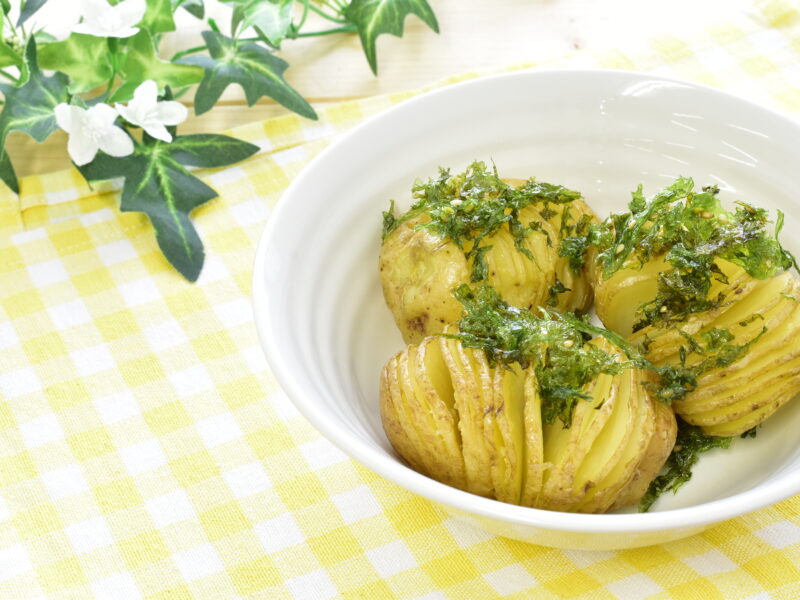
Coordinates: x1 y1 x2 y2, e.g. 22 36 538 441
0 0 438 280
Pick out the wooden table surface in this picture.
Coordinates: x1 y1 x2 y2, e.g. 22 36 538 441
10 0 748 178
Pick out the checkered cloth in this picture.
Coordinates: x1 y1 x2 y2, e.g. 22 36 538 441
3 2 800 598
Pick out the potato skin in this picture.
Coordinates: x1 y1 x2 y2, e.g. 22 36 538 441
380 336 676 513
594 255 800 437
380 193 598 344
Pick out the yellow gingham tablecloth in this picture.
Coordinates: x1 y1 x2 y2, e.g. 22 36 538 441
3 2 800 598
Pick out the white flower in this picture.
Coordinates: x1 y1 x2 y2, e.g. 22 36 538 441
72 0 146 39
115 80 188 143
55 103 134 166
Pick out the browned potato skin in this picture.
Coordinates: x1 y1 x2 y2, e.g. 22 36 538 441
380 336 676 513
594 255 800 437
379 181 598 344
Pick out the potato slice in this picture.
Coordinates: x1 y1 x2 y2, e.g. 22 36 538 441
575 367 648 513
380 354 429 475
490 364 528 505
484 204 558 311
610 385 677 511
409 338 468 489
442 337 495 498
520 373 545 508
539 370 617 511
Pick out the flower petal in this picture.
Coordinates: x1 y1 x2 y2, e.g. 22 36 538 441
133 80 159 108
97 127 134 158
154 101 188 126
114 0 146 27
144 124 172 143
54 104 81 134
71 23 106 37
111 26 140 38
68 131 100 166
87 103 121 127
114 103 137 126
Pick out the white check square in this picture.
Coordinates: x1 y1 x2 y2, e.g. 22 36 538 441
41 464 89 500
223 462 271 498
332 485 382 524
196 413 242 447
255 514 304 553
19 413 64 449
27 258 69 286
169 365 213 398
71 344 116 377
366 540 417 578
286 569 337 600
94 391 140 425
0 544 33 582
120 439 167 476
146 490 196 528
47 299 92 329
66 516 114 554
172 543 224 582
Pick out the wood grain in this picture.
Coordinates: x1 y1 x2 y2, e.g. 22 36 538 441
9 0 747 177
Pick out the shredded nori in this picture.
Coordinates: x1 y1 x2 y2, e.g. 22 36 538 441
640 418 732 511
381 161 583 282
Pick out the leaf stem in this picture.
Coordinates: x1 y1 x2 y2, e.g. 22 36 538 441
294 25 356 38
0 70 18 83
296 0 310 31
171 44 208 61
307 3 349 24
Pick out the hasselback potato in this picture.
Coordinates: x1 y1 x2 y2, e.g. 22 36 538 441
379 287 677 513
592 178 800 436
380 162 597 344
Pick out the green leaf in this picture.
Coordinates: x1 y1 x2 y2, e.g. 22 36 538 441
143 0 176 33
17 0 48 26
179 31 316 119
167 133 260 167
113 29 203 102
0 40 22 69
344 0 438 74
231 0 294 47
0 0 10 16
0 38 69 193
0 150 17 193
173 0 204 18
38 34 113 93
77 134 258 281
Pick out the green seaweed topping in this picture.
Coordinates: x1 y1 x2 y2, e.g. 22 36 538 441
451 284 633 426
585 178 795 330
640 419 732 512
451 284 764 413
381 161 582 282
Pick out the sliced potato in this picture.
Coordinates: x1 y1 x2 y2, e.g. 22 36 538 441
380 181 598 344
380 334 675 513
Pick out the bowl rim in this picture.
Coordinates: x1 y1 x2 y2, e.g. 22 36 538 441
252 67 800 535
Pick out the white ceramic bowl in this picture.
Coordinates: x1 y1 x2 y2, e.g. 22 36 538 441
252 69 800 550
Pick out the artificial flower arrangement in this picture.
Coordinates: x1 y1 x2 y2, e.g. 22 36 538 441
0 0 438 280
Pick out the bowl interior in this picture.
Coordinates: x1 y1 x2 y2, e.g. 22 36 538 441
255 70 800 523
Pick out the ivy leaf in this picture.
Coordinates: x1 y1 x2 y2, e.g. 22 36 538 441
78 134 259 281
344 0 439 74
179 31 316 119
17 0 48 26
0 38 69 193
173 0 204 18
143 0 176 33
38 34 113 93
0 40 22 69
229 0 294 47
112 29 203 102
